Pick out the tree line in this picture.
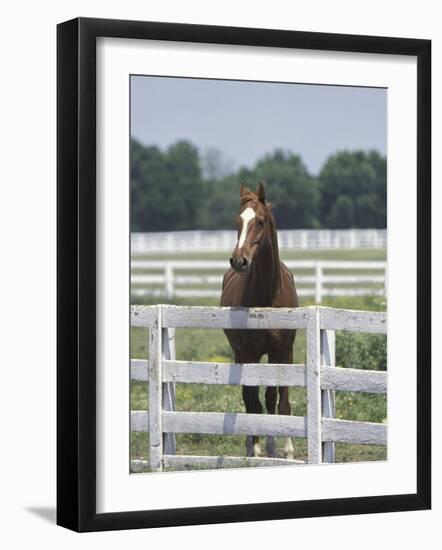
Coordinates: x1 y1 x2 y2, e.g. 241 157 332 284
130 138 386 232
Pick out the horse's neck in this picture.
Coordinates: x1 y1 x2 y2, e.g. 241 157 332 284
245 223 281 306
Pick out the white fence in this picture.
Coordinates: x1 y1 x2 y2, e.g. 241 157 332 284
130 304 387 472
131 260 387 304
132 229 386 255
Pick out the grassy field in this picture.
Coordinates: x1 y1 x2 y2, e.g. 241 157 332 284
135 248 386 262
132 247 387 299
130 249 387 471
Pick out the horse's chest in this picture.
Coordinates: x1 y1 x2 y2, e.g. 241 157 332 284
224 328 291 356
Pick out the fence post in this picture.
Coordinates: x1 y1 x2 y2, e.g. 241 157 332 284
306 307 322 464
321 328 336 463
165 264 174 298
315 263 323 304
162 325 176 455
149 305 163 471
301 230 308 249
350 229 357 248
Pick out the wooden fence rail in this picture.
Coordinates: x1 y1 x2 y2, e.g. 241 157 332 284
130 305 387 472
132 229 387 254
131 260 387 303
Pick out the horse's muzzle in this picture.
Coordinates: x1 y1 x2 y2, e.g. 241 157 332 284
230 256 249 273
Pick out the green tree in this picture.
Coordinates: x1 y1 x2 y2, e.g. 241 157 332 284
327 196 355 228
319 150 386 228
201 173 243 230
200 147 235 180
131 140 386 232
130 139 204 231
243 150 320 229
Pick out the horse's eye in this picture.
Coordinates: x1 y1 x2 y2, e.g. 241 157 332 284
257 219 264 228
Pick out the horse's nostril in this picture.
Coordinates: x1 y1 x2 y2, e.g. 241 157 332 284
230 256 248 272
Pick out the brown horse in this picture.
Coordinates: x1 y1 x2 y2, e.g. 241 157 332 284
220 182 298 458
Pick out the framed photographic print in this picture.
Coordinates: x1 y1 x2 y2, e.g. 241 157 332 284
57 17 431 532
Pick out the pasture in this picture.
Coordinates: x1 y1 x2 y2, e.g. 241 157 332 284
134 248 386 262
131 248 387 304
130 247 387 471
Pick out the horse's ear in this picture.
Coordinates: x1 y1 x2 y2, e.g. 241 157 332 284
240 183 253 203
256 182 266 204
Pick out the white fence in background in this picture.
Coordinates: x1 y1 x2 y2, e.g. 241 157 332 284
130 304 387 472
132 229 386 255
131 260 387 304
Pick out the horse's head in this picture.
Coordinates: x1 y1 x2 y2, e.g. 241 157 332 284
229 182 274 274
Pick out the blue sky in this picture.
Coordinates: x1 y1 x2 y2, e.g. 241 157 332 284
131 75 386 176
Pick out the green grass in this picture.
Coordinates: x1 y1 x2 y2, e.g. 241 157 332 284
130 249 387 472
135 248 386 262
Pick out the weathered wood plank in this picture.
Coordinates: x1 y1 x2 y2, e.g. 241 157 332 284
130 359 307 387
129 361 387 393
131 305 157 327
131 359 149 381
319 307 387 334
130 412 387 447
161 305 310 329
162 411 307 437
306 307 322 464
322 418 387 445
131 410 149 432
163 360 306 387
321 329 336 463
321 366 387 393
162 327 176 455
131 411 306 437
131 305 387 332
148 307 162 471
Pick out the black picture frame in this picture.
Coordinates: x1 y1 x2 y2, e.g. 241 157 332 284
57 17 431 532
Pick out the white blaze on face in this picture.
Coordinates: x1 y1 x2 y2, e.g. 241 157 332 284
237 207 256 249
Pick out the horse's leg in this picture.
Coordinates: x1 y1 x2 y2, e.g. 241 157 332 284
265 386 277 457
278 386 294 459
242 385 263 457
270 348 295 459
234 347 263 457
